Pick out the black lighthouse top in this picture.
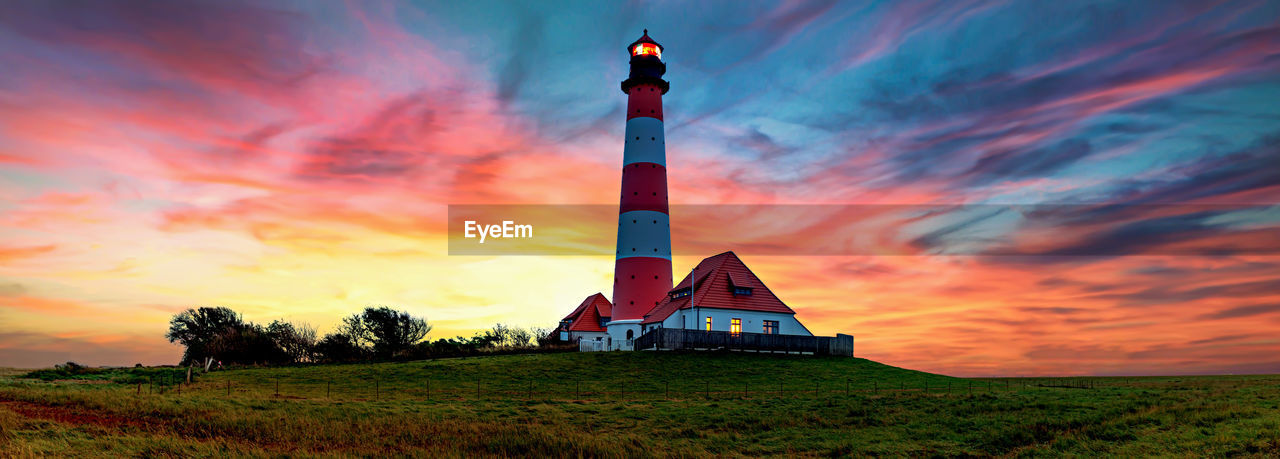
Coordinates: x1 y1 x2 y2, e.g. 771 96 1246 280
622 29 669 95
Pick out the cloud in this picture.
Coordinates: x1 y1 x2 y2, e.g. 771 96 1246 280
1 0 1279 377
0 245 56 263
1199 303 1280 320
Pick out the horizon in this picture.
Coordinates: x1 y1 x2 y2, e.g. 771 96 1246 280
2 0 1279 377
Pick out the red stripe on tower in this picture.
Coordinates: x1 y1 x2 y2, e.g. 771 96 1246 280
612 30 672 326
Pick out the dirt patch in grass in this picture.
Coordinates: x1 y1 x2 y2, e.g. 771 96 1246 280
0 399 145 430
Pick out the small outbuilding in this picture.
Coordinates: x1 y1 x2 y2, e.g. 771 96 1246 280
553 293 612 345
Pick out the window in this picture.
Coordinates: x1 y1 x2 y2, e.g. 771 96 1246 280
730 318 742 336
763 320 778 335
732 287 753 296
671 288 691 299
705 317 712 331
632 42 661 58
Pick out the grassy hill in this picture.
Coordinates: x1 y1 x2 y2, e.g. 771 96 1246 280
2 352 1278 456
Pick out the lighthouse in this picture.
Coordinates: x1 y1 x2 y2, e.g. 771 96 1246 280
550 32 832 354
608 30 672 349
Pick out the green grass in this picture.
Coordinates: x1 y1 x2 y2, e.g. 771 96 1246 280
1 352 1278 457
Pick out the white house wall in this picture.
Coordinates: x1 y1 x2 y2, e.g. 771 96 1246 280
568 331 609 343
646 308 812 336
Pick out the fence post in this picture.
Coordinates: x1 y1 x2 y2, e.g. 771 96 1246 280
426 380 429 401
705 380 710 400
275 377 279 397
375 379 379 401
845 379 849 397
476 380 481 400
969 381 972 395
327 379 331 399
226 380 230 396
925 380 928 393
874 381 877 394
136 383 141 395
665 381 669 400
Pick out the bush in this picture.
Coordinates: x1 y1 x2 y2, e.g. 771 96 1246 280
23 361 102 381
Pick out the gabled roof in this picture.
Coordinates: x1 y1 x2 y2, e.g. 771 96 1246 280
642 251 796 324
562 293 612 333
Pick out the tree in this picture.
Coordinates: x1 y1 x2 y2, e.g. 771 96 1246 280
338 313 370 348
314 333 365 363
488 323 513 347
532 326 557 346
343 306 432 359
206 323 285 365
266 321 317 363
166 307 245 365
510 327 533 348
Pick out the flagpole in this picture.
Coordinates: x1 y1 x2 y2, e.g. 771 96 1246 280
691 266 697 331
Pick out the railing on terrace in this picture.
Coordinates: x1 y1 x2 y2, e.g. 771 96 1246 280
634 328 854 356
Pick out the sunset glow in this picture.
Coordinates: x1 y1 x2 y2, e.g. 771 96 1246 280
1 0 1278 376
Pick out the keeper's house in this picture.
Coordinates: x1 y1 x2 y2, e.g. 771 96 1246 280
553 252 852 355
640 251 811 336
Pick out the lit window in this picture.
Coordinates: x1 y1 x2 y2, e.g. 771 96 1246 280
705 317 712 331
733 287 753 296
632 43 661 58
730 318 741 336
763 320 778 335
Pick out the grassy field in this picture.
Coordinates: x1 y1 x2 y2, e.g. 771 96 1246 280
1 352 1278 457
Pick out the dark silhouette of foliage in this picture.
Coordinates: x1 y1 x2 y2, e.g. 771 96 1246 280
314 333 367 363
165 307 246 365
167 305 559 365
344 306 432 359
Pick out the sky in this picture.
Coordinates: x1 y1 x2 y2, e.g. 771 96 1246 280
1 0 1278 376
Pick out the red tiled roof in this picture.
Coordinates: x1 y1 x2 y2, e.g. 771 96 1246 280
563 293 612 333
642 251 795 323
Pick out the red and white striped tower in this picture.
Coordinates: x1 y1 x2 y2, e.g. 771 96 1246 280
608 30 671 349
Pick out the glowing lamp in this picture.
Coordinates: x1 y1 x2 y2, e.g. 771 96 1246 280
632 42 661 59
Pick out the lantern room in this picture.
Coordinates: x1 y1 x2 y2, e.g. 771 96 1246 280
622 29 669 94
628 29 664 60
632 42 661 59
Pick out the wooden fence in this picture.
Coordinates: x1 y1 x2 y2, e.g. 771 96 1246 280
634 328 854 356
